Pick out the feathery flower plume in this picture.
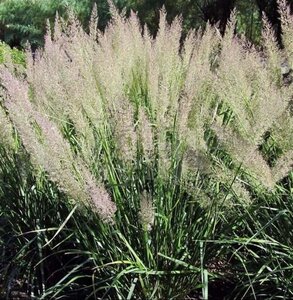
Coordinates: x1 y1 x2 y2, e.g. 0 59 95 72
262 14 283 85
0 69 41 155
139 190 155 231
272 150 293 184
33 111 116 221
138 107 154 159
271 111 293 152
0 69 116 221
0 104 14 149
112 98 137 162
89 3 98 39
213 122 274 189
182 146 211 176
82 166 116 222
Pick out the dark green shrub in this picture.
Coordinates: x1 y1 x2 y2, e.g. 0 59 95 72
0 0 112 48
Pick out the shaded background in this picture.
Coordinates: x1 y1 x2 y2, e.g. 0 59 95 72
0 0 293 49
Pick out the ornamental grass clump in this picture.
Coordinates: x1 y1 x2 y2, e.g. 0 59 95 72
1 1 293 299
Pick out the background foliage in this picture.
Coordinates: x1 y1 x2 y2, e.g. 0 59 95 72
0 0 109 48
0 0 293 48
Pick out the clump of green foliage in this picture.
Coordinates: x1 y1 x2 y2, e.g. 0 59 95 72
0 42 25 66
